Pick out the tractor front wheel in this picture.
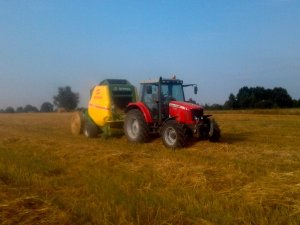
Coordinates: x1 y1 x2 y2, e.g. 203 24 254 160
124 109 149 143
161 120 187 148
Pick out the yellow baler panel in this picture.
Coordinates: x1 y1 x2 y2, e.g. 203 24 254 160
88 85 111 126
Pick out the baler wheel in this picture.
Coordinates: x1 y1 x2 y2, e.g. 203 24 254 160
83 119 99 138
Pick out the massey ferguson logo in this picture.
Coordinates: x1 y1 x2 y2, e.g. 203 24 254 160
169 103 187 110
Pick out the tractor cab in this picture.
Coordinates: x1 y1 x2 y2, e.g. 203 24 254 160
140 77 197 123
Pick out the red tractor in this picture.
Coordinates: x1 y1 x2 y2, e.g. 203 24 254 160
124 77 220 148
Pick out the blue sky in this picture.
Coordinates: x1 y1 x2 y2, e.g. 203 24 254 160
0 0 300 109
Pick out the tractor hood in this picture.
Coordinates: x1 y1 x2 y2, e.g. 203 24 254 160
168 101 203 123
169 101 203 111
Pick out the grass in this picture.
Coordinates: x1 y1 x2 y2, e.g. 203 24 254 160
0 111 300 224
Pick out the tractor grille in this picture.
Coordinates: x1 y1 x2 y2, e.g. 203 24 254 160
191 109 203 120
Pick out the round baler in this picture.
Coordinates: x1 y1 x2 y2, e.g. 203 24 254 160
71 79 137 138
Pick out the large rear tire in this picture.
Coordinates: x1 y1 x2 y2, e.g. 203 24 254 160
124 109 149 143
70 111 85 135
161 120 187 148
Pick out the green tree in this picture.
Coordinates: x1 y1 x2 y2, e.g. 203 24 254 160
53 86 79 111
254 100 274 109
40 102 54 112
236 86 252 108
24 105 39 112
5 106 15 113
224 93 239 109
272 87 293 108
293 99 300 108
234 86 293 109
16 106 24 113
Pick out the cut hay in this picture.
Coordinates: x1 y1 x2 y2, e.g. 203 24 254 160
0 195 70 224
70 111 85 135
232 171 300 215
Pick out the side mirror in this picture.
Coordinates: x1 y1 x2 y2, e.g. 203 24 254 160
194 86 198 94
146 85 152 94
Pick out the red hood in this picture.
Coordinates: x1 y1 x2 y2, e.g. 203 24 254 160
169 101 203 110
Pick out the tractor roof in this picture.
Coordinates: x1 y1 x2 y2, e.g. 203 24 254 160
140 77 183 85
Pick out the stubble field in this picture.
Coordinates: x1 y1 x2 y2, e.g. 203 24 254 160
0 110 300 225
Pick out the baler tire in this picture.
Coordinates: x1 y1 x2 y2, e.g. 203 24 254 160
83 119 98 138
124 109 149 143
161 120 187 149
70 111 85 135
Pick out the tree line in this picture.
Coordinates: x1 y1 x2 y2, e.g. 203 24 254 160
0 86 79 113
1 85 300 113
206 86 300 110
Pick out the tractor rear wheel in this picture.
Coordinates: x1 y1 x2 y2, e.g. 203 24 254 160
70 111 85 135
208 118 221 142
83 119 98 138
161 120 187 148
124 109 149 143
